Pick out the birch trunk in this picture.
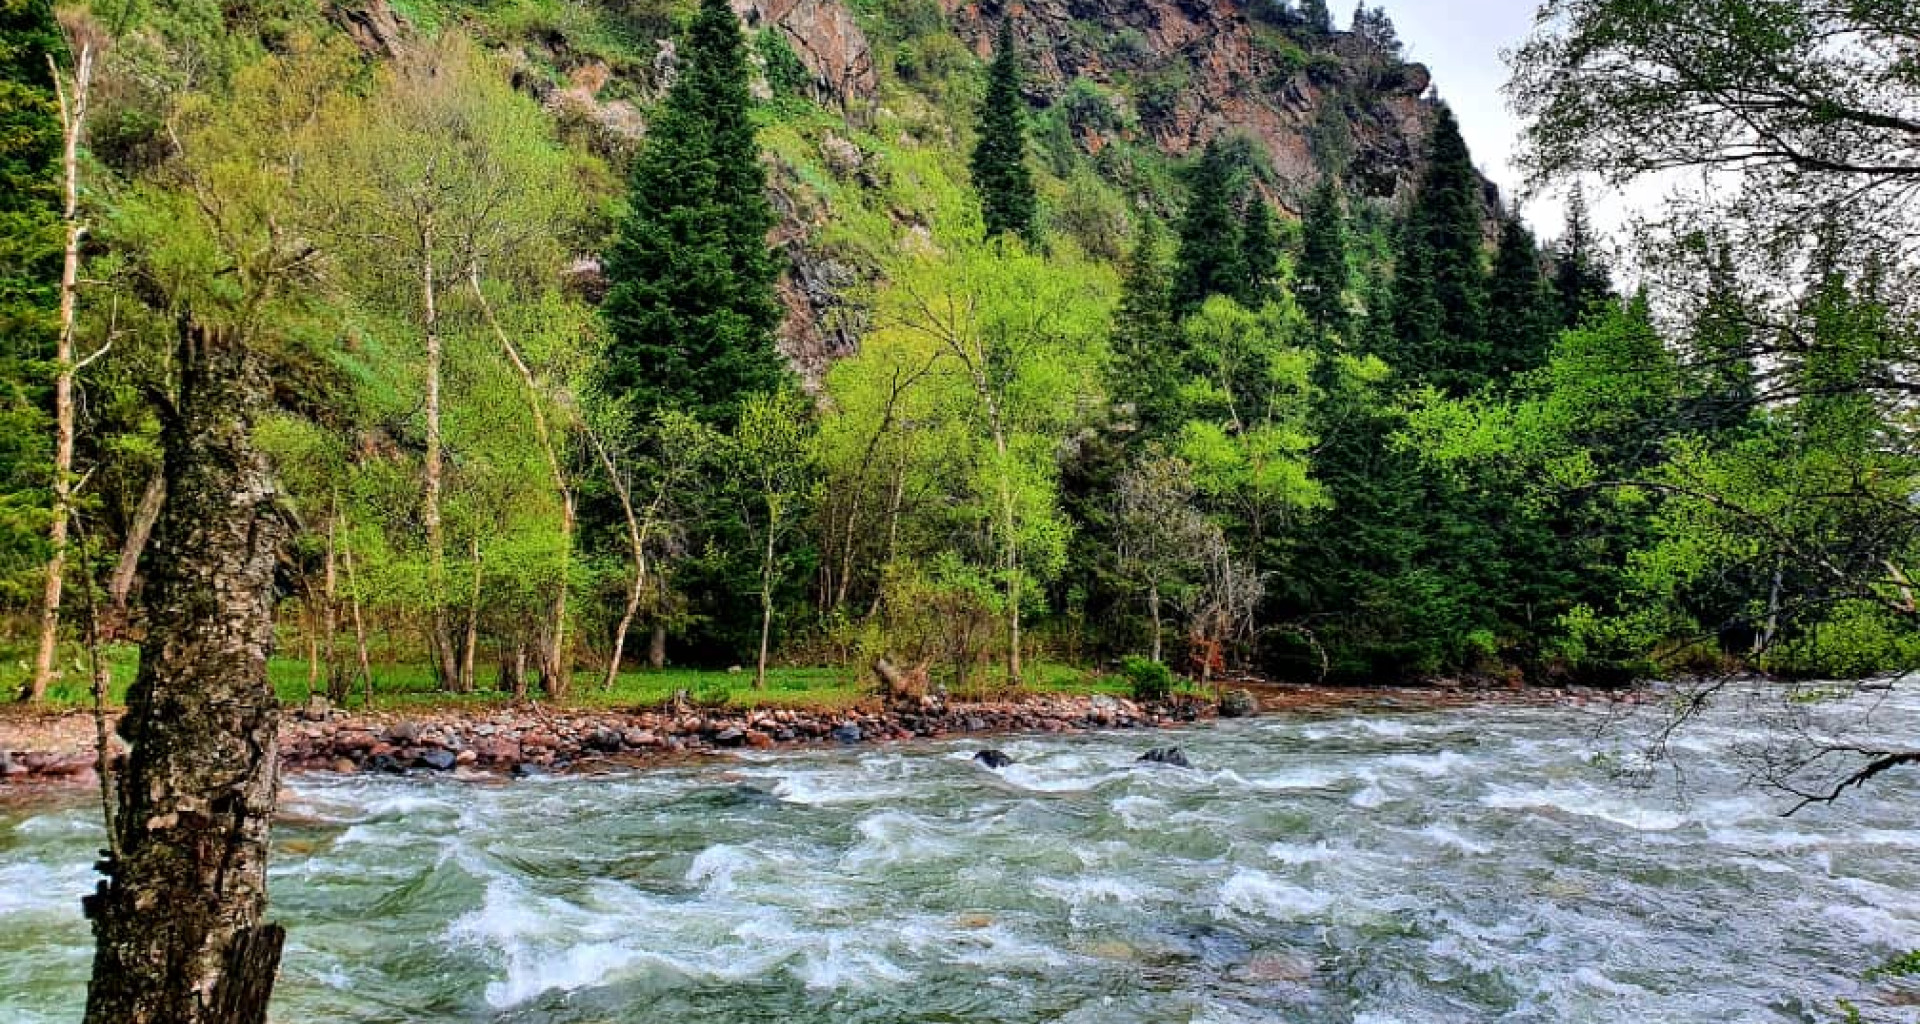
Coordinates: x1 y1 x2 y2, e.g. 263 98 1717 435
420 222 458 691
588 430 646 691
81 319 289 1024
28 44 93 703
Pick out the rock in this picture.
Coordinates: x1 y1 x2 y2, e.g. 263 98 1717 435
368 753 404 774
415 749 457 771
713 727 746 747
821 133 863 178
831 722 863 744
330 757 357 774
774 728 797 742
300 694 332 721
0 752 23 778
745 730 775 749
1137 747 1192 768
511 762 548 779
964 716 987 733
1219 689 1259 718
386 721 422 744
974 749 1014 769
731 0 878 105
622 729 659 748
588 727 624 752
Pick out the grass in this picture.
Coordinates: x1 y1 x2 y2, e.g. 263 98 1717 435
0 639 1121 715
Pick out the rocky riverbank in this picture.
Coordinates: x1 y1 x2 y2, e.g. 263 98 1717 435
0 684 1662 787
0 692 1204 786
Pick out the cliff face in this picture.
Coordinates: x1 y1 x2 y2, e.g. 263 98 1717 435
943 0 1488 211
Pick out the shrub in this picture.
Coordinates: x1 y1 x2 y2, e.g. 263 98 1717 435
1121 655 1173 702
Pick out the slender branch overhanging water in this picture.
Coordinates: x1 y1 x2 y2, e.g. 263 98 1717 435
3 691 1918 1023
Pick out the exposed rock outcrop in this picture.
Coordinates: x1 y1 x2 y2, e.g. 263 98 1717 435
733 0 878 106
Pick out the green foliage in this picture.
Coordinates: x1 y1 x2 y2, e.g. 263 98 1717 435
756 28 810 98
600 0 787 431
1120 654 1172 701
1389 105 1488 394
971 18 1036 242
1174 140 1247 315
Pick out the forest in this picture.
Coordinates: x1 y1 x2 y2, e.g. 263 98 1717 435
2 0 1916 710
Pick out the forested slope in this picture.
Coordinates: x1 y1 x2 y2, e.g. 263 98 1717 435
2 0 1913 702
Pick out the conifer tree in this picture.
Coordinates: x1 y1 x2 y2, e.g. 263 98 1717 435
600 0 785 429
1174 140 1245 315
1237 195 1281 307
971 18 1036 243
1113 219 1181 437
1302 0 1333 34
1390 105 1489 393
0 0 63 609
1296 178 1349 338
1552 183 1612 330
1485 211 1555 377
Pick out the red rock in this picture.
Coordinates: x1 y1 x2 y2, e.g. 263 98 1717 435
745 730 775 749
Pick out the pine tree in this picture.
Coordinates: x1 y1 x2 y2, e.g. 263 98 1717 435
1296 178 1349 338
1302 0 1333 34
1390 104 1488 394
1113 219 1182 437
1552 183 1612 330
1682 242 1758 435
600 0 786 430
971 18 1036 243
1237 195 1281 307
0 0 63 607
1485 211 1554 378
1173 140 1245 315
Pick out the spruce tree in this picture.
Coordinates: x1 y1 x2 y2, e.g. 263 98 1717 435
1302 0 1333 34
1173 140 1245 315
1237 195 1281 307
971 18 1036 243
1485 211 1554 378
0 0 63 600
1390 104 1488 394
1552 183 1612 330
1296 178 1349 338
1113 219 1182 437
600 0 785 429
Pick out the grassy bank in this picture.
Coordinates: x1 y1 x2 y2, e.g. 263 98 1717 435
2 641 1135 714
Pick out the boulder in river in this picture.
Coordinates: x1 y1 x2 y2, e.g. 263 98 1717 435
974 749 1014 769
415 749 457 772
831 723 863 744
1219 689 1258 718
1138 747 1192 768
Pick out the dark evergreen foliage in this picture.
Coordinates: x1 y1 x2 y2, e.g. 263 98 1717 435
1485 212 1555 377
1389 105 1488 394
970 18 1037 242
599 0 787 430
1113 219 1182 437
1295 179 1349 337
1551 184 1612 330
0 0 63 599
1237 195 1281 307
1173 140 1246 315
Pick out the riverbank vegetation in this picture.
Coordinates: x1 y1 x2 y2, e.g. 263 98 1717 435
2 0 1915 712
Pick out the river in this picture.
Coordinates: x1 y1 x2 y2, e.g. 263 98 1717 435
3 689 1918 1022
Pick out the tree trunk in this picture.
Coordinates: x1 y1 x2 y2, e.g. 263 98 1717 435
28 45 94 703
461 538 482 692
649 620 667 671
1148 583 1163 665
82 319 289 1024
321 511 342 703
420 224 458 691
588 429 646 691
340 539 373 709
756 525 776 690
106 470 164 640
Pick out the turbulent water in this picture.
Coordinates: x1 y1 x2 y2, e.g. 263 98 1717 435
4 691 1919 1023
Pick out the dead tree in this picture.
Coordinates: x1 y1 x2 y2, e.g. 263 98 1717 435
82 319 290 1024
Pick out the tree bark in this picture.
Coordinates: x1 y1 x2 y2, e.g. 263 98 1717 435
649 620 667 671
339 539 373 709
588 429 646 691
1148 583 1163 665
756 524 776 690
106 470 164 639
28 44 94 703
461 537 482 692
82 319 289 1024
420 220 458 691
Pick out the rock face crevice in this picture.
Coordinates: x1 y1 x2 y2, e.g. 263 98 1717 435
734 0 879 106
